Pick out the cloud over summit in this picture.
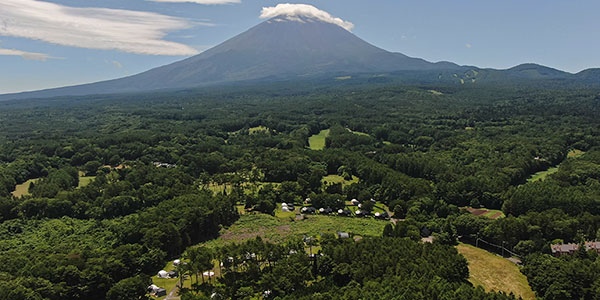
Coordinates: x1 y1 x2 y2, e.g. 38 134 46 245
149 0 240 4
260 4 354 31
0 0 203 56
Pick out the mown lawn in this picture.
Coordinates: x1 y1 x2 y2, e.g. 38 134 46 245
202 213 388 248
457 243 535 300
308 129 330 150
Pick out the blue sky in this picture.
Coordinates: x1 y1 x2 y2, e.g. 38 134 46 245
1 0 599 93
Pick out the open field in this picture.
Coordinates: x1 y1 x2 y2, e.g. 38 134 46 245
78 176 95 188
11 178 39 197
201 213 388 248
527 167 559 182
567 149 585 158
465 207 505 219
308 129 330 150
322 174 359 187
457 243 535 300
526 149 585 183
249 126 269 134
346 128 370 136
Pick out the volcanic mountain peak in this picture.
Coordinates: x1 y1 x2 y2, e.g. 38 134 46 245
259 3 355 31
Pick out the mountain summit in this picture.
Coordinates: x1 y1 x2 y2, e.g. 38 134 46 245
0 5 458 100
1 4 598 100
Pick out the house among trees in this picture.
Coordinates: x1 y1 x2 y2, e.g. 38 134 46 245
550 241 600 256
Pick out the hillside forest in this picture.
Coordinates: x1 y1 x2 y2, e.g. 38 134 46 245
0 82 599 299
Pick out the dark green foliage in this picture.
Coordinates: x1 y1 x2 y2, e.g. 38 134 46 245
0 82 599 299
106 275 152 300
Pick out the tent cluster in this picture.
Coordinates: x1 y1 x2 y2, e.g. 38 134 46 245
281 202 295 212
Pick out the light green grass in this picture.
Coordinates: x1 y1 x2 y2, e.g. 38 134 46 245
275 203 296 220
201 214 388 248
249 126 269 134
457 243 535 300
322 174 359 188
308 129 330 150
335 76 352 80
346 128 370 136
567 149 585 158
482 209 505 219
78 176 95 188
151 261 178 300
527 167 559 182
11 178 39 197
429 90 443 96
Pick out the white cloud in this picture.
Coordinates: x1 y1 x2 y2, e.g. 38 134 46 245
0 48 59 61
149 0 240 4
0 0 203 56
260 3 354 31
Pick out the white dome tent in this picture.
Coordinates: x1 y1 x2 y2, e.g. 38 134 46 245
157 270 168 278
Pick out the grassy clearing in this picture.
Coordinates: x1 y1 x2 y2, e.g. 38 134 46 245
527 167 559 182
482 209 505 219
151 261 178 300
457 243 535 300
322 174 359 188
11 178 39 197
568 149 585 158
308 129 330 150
202 213 388 248
346 128 370 136
249 126 269 134
78 176 95 188
465 207 505 219
206 182 280 195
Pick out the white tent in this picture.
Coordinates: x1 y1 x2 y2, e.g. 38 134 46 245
148 284 159 293
358 204 362 208
351 199 359 205
281 203 288 207
282 207 290 212
355 210 362 215
319 208 325 213
374 212 381 217
157 270 168 278
338 209 344 214
173 259 181 266
203 271 215 277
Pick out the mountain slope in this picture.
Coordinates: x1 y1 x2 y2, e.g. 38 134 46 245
0 16 459 100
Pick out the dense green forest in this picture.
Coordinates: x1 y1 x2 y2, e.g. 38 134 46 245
0 82 599 299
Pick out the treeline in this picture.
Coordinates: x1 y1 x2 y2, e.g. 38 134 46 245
180 237 517 300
